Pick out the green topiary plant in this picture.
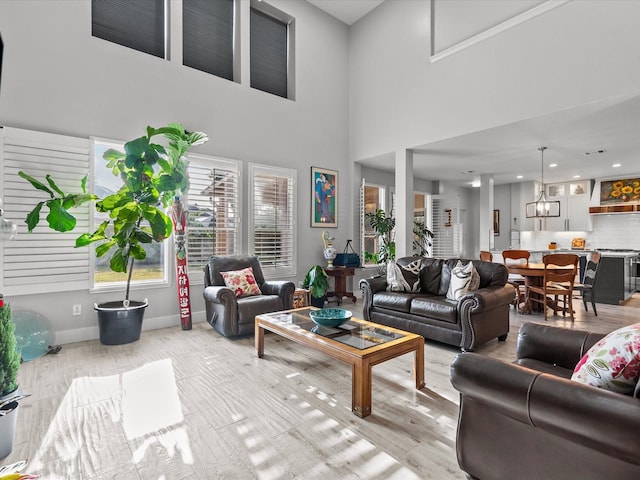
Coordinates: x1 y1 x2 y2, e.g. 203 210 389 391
0 300 20 398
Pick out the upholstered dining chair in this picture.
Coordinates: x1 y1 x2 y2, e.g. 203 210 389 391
502 249 530 309
573 251 601 316
526 253 579 321
479 250 493 262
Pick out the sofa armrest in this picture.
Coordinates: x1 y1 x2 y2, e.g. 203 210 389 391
359 276 387 321
516 322 606 370
261 281 296 309
203 285 237 307
451 352 640 466
458 284 515 313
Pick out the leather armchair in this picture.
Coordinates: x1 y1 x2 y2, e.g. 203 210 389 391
203 255 295 337
450 322 640 480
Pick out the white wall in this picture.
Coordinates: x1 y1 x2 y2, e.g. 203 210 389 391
349 0 640 260
349 0 640 161
0 0 350 342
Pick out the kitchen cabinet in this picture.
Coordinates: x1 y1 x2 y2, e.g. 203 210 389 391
513 181 544 232
544 181 592 231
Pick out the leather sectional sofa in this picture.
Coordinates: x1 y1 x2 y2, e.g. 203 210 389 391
450 322 640 480
359 257 514 351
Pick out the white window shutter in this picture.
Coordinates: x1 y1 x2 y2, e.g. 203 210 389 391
249 164 296 278
186 154 241 277
1 126 91 295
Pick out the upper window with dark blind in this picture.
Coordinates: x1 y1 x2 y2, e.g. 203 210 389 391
183 0 235 81
92 0 165 59
250 7 292 99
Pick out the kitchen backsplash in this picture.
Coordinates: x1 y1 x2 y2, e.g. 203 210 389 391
520 214 640 251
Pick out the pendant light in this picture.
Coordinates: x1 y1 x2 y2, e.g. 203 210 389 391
526 147 560 218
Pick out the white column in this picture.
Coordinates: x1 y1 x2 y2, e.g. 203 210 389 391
479 174 494 251
395 149 414 258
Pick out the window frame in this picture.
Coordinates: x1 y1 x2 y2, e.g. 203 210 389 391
89 137 169 293
182 0 239 82
248 163 297 278
91 0 167 59
249 0 296 100
185 153 242 283
361 182 386 267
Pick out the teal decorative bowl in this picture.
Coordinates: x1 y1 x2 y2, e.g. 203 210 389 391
309 308 352 328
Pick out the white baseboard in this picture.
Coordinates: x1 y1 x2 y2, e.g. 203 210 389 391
54 310 207 345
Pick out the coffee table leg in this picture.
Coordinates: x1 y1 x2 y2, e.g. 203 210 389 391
414 340 425 389
352 360 372 418
255 322 264 358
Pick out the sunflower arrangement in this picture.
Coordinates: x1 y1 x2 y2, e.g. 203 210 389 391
602 178 640 203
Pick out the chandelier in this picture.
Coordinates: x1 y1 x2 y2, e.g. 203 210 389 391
526 146 560 218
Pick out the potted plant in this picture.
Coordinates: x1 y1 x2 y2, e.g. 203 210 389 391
302 265 330 308
0 297 22 458
364 209 434 268
18 123 208 345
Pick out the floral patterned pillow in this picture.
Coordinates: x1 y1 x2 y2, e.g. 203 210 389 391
220 267 262 298
571 323 640 395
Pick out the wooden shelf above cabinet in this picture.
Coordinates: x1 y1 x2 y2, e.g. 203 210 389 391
589 204 640 214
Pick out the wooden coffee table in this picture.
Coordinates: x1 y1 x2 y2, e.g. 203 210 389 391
255 307 425 418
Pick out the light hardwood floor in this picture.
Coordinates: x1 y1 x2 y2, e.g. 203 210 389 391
4 295 638 479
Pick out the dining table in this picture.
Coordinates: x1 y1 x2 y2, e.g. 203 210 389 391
507 263 576 314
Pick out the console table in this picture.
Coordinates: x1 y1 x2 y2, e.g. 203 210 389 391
323 266 357 305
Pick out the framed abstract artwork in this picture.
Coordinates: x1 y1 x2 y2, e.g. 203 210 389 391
311 167 337 227
493 209 500 236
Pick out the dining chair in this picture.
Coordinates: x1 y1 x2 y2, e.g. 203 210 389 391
479 251 493 262
502 249 530 309
573 252 601 316
526 253 579 321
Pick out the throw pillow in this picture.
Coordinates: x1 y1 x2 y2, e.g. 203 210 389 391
446 260 479 300
571 323 640 395
220 267 262 298
387 259 422 293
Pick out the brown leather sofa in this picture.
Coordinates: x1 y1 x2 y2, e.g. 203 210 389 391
450 322 640 480
203 255 295 337
359 257 514 351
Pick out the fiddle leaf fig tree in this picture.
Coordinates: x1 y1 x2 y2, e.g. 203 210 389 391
18 123 208 301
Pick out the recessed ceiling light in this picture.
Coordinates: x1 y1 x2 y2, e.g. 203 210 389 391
471 181 481 188
573 175 581 178
612 163 621 168
548 163 558 168
516 175 523 179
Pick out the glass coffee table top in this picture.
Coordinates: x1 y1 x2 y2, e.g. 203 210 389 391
261 308 405 350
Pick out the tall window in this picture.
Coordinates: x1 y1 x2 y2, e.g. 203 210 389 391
91 0 165 58
92 139 167 289
186 155 240 276
249 164 296 277
250 3 295 99
183 0 235 81
361 183 385 266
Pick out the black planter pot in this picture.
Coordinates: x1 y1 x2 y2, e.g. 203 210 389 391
310 295 326 308
95 299 148 345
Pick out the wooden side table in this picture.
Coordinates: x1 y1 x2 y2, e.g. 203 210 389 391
323 266 357 305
